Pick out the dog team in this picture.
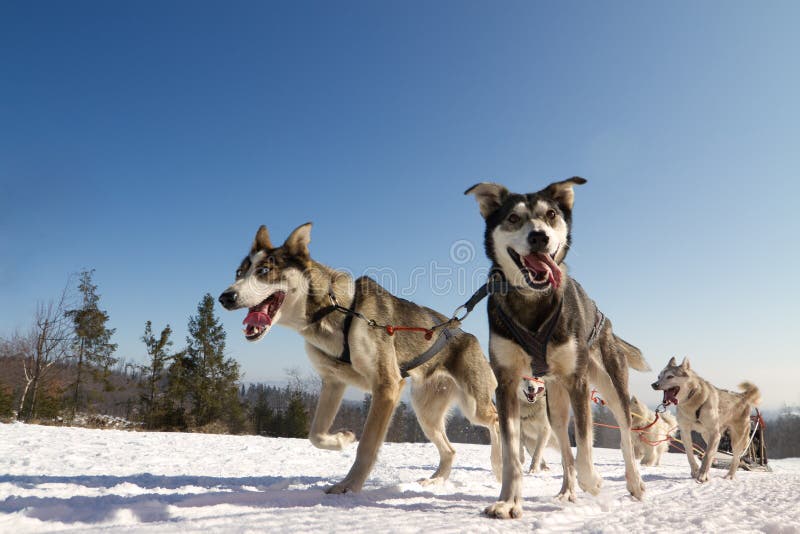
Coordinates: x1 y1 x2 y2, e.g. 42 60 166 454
218 178 760 519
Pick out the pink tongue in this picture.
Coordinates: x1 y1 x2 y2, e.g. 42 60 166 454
522 253 562 289
243 311 271 328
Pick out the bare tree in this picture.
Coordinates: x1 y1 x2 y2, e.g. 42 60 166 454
16 285 73 421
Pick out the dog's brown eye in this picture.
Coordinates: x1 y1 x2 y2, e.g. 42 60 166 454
235 269 243 278
546 209 556 220
507 213 520 224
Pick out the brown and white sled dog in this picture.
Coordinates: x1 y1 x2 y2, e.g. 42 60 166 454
629 395 677 467
651 357 760 482
218 223 502 493
465 178 650 518
518 377 553 473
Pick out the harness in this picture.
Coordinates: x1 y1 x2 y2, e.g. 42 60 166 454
312 285 462 378
494 277 606 377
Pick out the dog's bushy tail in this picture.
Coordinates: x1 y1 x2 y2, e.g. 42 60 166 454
614 335 651 372
738 381 761 406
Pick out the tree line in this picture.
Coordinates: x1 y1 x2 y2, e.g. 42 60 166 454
0 270 798 459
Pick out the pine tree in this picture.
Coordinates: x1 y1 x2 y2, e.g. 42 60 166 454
185 294 242 429
282 390 309 438
139 321 173 428
67 269 118 417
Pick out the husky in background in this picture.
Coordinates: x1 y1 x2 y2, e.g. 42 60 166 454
466 178 650 518
651 357 760 482
629 395 677 467
219 223 502 494
517 377 553 473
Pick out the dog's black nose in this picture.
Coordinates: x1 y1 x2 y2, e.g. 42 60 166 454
219 291 238 310
527 230 549 250
651 382 659 390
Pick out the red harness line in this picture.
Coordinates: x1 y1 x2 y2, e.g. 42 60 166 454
522 376 545 384
384 325 434 339
591 390 667 435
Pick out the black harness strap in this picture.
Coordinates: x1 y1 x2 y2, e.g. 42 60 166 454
399 326 461 378
338 289 359 365
496 299 563 376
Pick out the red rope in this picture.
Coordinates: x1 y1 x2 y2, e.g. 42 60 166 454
385 325 434 339
591 388 606 406
522 376 545 384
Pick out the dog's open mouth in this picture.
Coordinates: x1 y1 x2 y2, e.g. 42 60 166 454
508 248 562 290
523 384 545 403
663 386 680 405
242 291 285 341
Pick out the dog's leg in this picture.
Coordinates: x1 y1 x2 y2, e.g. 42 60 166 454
547 380 577 502
484 366 524 519
569 375 603 496
309 379 356 450
725 419 750 479
596 337 644 498
526 424 550 474
411 377 457 485
696 427 721 483
678 419 701 478
654 442 667 466
459 395 502 482
450 344 503 481
326 379 403 494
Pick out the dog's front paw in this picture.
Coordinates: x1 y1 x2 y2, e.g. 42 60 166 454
626 475 646 500
723 472 736 480
310 430 357 451
555 487 577 503
527 463 549 474
325 478 361 494
418 476 445 487
690 466 700 479
695 472 709 484
578 470 603 496
484 500 523 519
337 430 357 447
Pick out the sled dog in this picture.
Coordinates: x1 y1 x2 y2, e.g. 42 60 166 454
651 357 760 482
219 223 502 493
517 377 553 473
629 395 678 467
465 178 650 518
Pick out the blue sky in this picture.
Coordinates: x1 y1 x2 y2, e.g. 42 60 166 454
1 1 798 409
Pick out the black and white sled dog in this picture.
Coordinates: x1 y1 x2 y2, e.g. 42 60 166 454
517 377 553 474
219 223 501 494
465 178 651 518
651 357 760 482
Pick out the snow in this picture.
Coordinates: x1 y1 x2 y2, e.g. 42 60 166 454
1 422 799 533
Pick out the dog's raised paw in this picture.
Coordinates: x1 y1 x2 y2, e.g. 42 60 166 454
484 500 523 519
578 471 603 495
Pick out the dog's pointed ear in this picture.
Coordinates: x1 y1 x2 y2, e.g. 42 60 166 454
284 222 312 257
631 395 639 404
464 182 509 219
251 225 273 253
681 357 690 370
543 177 587 212
668 356 677 367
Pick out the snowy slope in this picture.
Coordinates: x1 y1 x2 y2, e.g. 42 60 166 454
1 422 798 533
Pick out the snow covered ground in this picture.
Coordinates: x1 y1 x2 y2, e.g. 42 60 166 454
1 422 798 533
